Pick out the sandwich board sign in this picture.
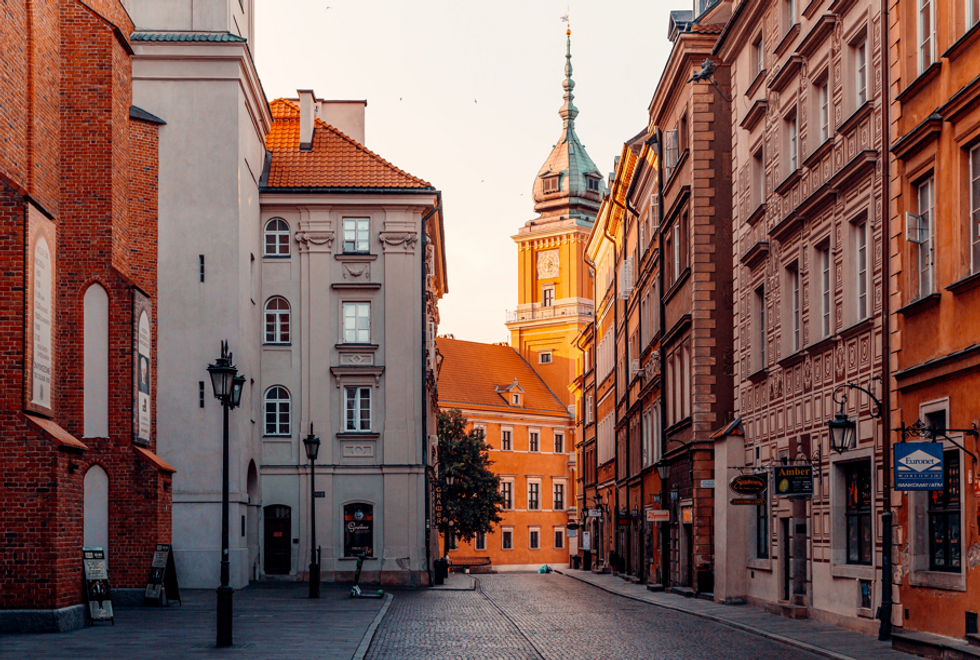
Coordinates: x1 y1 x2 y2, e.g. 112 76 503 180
894 443 944 490
82 547 113 624
144 543 181 605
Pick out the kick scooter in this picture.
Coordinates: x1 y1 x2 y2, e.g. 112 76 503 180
350 553 385 598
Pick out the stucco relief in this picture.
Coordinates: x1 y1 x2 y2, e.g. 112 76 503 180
340 353 374 366
379 231 419 252
295 231 335 252
835 340 845 377
342 444 375 458
803 355 813 391
343 262 371 280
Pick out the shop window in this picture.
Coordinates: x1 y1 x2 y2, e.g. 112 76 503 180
845 461 873 565
757 502 769 559
929 450 962 572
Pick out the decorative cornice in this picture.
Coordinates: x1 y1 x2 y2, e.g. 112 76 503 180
379 231 419 253
295 231 334 253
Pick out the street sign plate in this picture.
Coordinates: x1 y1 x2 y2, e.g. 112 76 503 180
731 498 766 505
314 491 325 498
700 479 715 488
587 509 602 518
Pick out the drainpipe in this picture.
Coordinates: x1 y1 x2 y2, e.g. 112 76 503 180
421 198 441 586
878 0 893 641
655 127 670 590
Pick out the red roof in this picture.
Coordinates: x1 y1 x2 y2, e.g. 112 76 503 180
436 338 570 417
264 98 431 190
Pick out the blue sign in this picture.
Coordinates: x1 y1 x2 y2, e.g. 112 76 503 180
894 442 944 490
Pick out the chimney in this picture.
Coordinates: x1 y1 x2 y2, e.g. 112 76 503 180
298 89 316 151
320 101 367 145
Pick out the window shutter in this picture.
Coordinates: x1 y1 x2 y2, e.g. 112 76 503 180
665 130 679 171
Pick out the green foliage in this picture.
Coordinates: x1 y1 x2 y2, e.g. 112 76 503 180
437 409 505 543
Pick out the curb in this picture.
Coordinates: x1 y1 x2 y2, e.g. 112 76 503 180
351 592 393 660
554 569 855 660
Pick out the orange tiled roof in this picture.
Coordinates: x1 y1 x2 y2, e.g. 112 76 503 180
264 98 432 190
436 338 570 417
691 23 725 34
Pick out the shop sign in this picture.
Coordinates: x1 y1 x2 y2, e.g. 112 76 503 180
730 498 766 506
646 509 670 523
894 442 944 490
582 531 591 551
700 480 715 489
652 494 661 504
586 508 602 518
670 489 678 501
83 547 113 623
681 506 693 524
773 465 813 496
729 474 768 496
343 504 374 557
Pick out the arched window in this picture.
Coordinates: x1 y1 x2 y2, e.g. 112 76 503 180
83 284 109 437
84 464 109 561
264 386 291 436
264 297 290 344
264 218 290 257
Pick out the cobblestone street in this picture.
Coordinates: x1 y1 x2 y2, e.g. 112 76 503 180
366 573 825 660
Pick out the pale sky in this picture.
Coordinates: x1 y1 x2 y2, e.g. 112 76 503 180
255 1 677 344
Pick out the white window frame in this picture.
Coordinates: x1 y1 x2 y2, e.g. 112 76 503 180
788 264 801 353
527 479 541 510
855 220 870 320
529 429 540 452
342 302 371 344
554 431 564 454
264 296 291 344
501 427 513 451
585 394 594 424
972 145 980 275
919 0 935 75
917 178 935 298
342 217 370 253
819 243 832 338
511 393 520 406
475 532 487 551
472 424 487 441
818 77 830 143
785 0 797 29
264 386 291 436
529 526 541 550
856 41 868 106
264 218 290 257
554 526 566 550
343 385 372 432
500 478 514 509
502 527 514 550
754 34 764 78
539 350 553 365
970 0 980 29
552 480 566 510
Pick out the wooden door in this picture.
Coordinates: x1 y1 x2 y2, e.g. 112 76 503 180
264 505 291 575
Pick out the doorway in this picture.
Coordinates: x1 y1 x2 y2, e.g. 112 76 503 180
264 505 291 575
781 518 791 601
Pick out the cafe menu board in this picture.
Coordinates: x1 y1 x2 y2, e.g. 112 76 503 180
144 543 181 605
82 547 114 624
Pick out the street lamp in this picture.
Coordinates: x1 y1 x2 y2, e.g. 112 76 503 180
303 424 321 599
827 383 882 454
206 341 245 648
654 459 669 480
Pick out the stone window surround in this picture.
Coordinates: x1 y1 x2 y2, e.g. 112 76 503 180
527 477 542 510
339 299 373 346
829 444 876 580
528 526 542 550
908 397 967 591
501 526 515 550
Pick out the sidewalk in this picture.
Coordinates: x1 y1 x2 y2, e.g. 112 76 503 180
1 581 389 660
555 568 914 660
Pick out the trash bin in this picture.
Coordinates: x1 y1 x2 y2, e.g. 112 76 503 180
434 558 448 585
571 555 581 570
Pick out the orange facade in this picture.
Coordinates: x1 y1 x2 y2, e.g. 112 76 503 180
437 338 574 569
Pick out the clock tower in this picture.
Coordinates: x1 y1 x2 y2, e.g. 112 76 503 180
507 29 602 409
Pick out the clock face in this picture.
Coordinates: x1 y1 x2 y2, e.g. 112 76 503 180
537 250 559 279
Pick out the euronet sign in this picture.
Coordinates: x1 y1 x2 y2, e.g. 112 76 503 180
894 443 944 490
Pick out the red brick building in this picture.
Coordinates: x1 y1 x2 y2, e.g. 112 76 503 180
0 0 172 632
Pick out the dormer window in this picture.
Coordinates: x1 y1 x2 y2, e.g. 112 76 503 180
587 177 600 192
543 175 560 194
512 394 520 405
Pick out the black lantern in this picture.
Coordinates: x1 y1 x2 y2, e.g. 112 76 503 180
207 346 237 400
229 374 246 409
655 459 670 480
828 410 856 454
303 425 321 462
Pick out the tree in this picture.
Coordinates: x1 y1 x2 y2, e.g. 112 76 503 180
437 409 505 554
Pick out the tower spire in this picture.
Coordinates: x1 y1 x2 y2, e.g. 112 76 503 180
559 28 578 132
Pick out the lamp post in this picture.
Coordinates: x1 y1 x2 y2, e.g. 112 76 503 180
206 341 245 648
654 459 669 587
443 474 455 558
303 424 321 599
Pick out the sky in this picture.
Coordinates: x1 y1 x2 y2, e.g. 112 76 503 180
255 1 677 344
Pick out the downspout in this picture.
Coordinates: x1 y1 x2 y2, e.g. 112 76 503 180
603 194 619 570
878 0 893 640
656 127 670 590
421 198 441 585
582 249 598 566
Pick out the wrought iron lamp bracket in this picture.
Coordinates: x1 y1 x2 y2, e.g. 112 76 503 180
832 377 884 420
897 420 979 465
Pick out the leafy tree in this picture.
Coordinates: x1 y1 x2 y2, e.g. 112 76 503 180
437 409 505 554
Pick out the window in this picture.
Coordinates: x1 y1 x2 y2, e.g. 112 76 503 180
554 527 565 549
529 431 540 452
502 528 514 550
785 0 797 29
554 432 564 453
343 217 369 253
344 386 372 432
972 146 980 274
845 461 873 565
472 424 486 442
818 244 832 338
753 34 764 78
585 394 594 424
929 450 962 572
264 386 291 436
511 393 520 406
755 285 767 370
855 41 868 106
919 0 935 74
528 482 540 510
971 0 980 29
757 503 769 558
539 351 553 366
475 533 487 551
543 176 559 194
501 480 513 509
199 381 205 408
529 528 540 549
264 218 290 256
817 77 830 143
786 112 798 173
553 482 565 510
917 178 935 298
587 177 600 192
664 129 679 179
264 297 291 344
664 213 689 286
448 535 458 551
753 145 765 208
501 428 513 451
199 254 205 282
855 221 870 320
342 302 371 343
788 264 800 353
542 286 555 307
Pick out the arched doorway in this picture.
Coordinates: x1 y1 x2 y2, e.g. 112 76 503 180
263 505 291 575
84 465 109 562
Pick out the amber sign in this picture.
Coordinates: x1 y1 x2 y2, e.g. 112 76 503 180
773 465 813 496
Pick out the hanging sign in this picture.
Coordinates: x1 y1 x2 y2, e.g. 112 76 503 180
132 292 153 447
773 465 813 496
82 547 114 623
729 474 768 496
646 509 670 523
731 498 767 506
586 508 602 518
144 543 181 605
894 442 944 490
26 202 56 415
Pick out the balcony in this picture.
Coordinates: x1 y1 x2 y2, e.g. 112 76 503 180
505 301 594 324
